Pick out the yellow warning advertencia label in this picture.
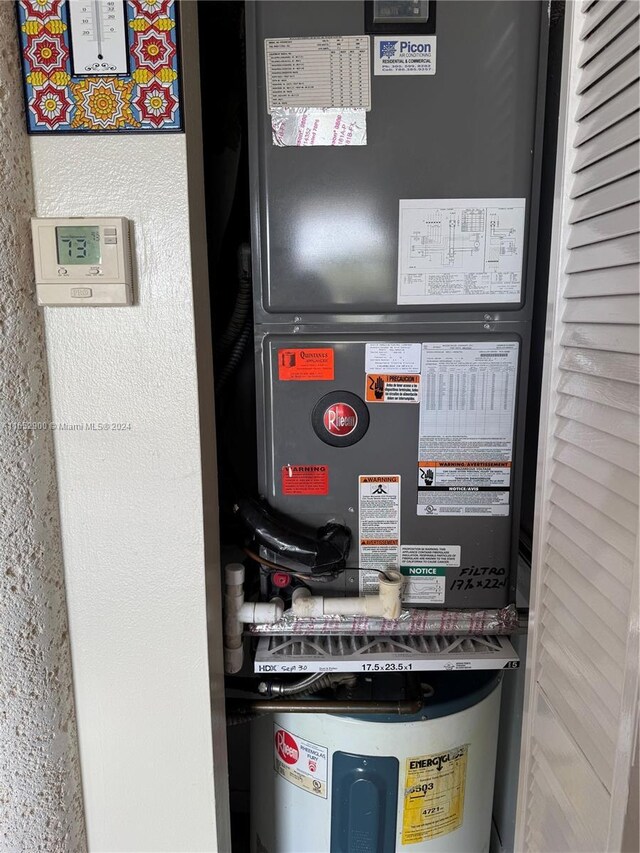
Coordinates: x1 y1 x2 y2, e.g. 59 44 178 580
402 744 468 844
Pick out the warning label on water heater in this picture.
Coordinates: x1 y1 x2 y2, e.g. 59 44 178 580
417 342 519 517
358 475 400 594
402 745 468 844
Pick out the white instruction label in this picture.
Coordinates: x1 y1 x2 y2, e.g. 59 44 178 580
358 475 400 594
365 342 422 373
400 545 459 605
417 342 519 517
397 199 526 305
265 36 371 112
401 545 460 567
274 725 328 798
374 36 436 76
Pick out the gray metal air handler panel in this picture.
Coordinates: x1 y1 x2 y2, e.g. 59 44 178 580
245 1 547 608
246 0 544 321
256 328 530 608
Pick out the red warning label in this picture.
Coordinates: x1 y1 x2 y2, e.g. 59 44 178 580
278 349 334 381
281 465 329 495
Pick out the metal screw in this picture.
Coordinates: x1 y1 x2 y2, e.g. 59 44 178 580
293 316 301 322
484 313 492 321
483 323 490 330
293 325 300 333
348 506 355 513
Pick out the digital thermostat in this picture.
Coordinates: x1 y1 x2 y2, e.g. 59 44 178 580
31 217 133 306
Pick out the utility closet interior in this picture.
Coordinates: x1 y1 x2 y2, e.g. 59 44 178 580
15 0 639 850
198 2 564 851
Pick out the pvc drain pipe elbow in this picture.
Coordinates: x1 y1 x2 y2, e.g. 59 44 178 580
224 563 284 673
291 571 403 620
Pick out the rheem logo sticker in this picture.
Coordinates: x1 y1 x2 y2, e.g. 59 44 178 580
275 729 299 765
273 724 328 798
323 402 358 437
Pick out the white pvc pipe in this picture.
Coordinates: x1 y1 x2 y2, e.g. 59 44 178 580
224 563 285 673
291 571 403 620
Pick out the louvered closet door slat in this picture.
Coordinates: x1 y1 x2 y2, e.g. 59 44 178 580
554 415 639 472
574 84 640 145
557 370 640 414
550 460 639 533
548 502 633 594
532 693 611 835
543 552 627 652
570 172 640 222
541 598 625 689
564 232 640 271
538 636 619 739
553 439 639 504
560 321 640 353
561 291 640 322
556 393 640 444
567 202 640 247
563 261 639 295
578 1 640 67
542 585 625 685
575 51 640 121
559 344 640 381
576 22 640 94
572 112 640 171
579 0 624 40
571 140 640 196
547 527 632 617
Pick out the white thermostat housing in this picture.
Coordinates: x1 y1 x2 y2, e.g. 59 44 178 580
31 216 133 306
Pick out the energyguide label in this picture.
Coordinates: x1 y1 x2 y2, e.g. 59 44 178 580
402 745 468 844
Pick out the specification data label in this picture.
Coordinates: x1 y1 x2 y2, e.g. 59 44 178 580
265 36 371 111
417 342 519 517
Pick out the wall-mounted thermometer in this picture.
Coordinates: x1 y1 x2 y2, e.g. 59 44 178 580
68 0 128 75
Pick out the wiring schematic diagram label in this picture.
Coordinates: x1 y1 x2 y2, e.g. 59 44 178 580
397 198 526 305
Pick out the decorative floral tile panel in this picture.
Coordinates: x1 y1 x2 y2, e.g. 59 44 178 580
17 0 182 133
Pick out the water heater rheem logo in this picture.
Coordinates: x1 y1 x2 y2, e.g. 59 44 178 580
275 729 299 765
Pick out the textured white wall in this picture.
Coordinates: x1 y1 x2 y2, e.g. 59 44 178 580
0 13 86 852
29 135 222 850
27 30 225 853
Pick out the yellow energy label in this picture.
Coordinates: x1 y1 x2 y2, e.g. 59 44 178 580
401 744 468 845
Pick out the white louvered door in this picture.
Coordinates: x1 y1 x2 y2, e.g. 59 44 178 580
515 2 639 851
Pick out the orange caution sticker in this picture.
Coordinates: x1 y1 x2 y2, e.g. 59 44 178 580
278 348 334 381
365 374 420 403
